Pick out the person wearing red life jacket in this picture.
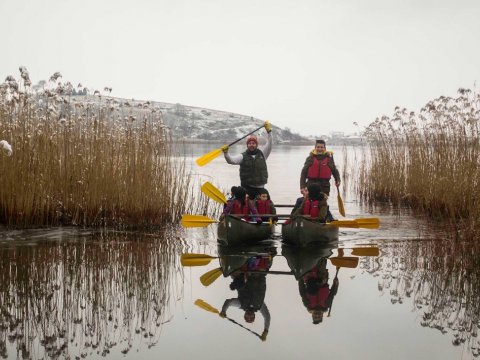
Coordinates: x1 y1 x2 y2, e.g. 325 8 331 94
220 186 262 223
300 139 340 196
298 257 339 324
255 188 278 223
292 183 328 222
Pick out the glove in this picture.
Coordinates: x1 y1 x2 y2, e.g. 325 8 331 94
221 145 229 153
264 121 272 133
219 312 226 318
256 219 263 225
261 330 268 341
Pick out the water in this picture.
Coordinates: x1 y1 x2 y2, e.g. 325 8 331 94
1 145 478 360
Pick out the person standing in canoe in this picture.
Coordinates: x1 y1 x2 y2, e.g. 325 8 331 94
300 139 340 196
222 121 273 199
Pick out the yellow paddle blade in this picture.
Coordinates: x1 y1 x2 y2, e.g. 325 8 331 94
351 247 380 257
200 267 223 287
181 253 217 267
181 258 212 267
181 214 218 228
194 299 220 314
201 182 227 204
196 148 223 167
330 256 359 268
330 218 380 229
337 194 346 217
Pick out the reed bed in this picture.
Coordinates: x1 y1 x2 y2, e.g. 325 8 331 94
0 230 182 358
363 240 480 357
0 67 209 228
358 88 480 237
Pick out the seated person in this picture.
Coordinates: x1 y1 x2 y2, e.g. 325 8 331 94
291 186 308 215
255 188 278 223
292 183 328 222
221 186 261 223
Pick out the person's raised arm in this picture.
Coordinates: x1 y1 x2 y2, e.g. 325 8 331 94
223 146 243 165
259 131 273 159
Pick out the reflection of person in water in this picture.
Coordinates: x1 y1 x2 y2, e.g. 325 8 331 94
298 257 339 324
220 254 272 341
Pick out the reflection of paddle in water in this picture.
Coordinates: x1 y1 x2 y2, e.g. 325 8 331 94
195 299 267 341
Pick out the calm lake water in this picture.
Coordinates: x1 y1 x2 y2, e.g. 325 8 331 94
1 144 478 360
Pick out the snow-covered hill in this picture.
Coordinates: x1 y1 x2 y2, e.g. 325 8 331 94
156 101 310 143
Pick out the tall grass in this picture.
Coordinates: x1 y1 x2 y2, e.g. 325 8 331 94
358 88 480 237
0 68 207 228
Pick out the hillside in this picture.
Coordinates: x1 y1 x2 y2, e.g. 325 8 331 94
155 101 310 144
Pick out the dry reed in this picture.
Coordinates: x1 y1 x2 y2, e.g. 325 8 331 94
358 88 480 237
0 67 209 228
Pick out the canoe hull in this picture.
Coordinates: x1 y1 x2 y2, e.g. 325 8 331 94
281 217 339 246
217 215 273 246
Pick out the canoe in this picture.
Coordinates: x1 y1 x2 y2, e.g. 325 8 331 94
218 244 278 277
281 217 339 246
282 242 337 279
217 215 274 246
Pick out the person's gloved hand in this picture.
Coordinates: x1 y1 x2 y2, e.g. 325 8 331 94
219 312 226 318
261 330 268 341
221 145 229 153
256 219 263 225
264 121 272 133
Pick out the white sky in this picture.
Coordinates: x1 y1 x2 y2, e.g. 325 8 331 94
1 0 480 135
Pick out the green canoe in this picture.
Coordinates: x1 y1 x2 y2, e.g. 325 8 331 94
281 217 339 246
282 242 337 279
218 215 274 246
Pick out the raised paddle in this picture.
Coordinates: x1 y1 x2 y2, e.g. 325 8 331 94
195 124 265 167
336 185 346 217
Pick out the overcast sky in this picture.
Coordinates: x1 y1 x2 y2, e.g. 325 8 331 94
1 0 480 135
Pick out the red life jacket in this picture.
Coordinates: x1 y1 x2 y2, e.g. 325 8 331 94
305 286 330 309
307 156 331 180
303 271 330 309
231 200 250 221
255 199 271 215
302 199 320 218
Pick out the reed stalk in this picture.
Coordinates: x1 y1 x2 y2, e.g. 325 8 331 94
0 68 209 228
358 88 480 238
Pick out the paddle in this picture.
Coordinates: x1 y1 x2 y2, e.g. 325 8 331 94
327 267 341 317
194 299 265 341
201 182 227 204
198 256 360 286
181 248 378 267
195 124 265 167
182 214 380 229
336 185 345 217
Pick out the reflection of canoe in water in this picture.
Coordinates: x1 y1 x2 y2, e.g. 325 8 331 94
218 215 273 246
282 242 337 279
281 217 339 246
218 244 277 277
